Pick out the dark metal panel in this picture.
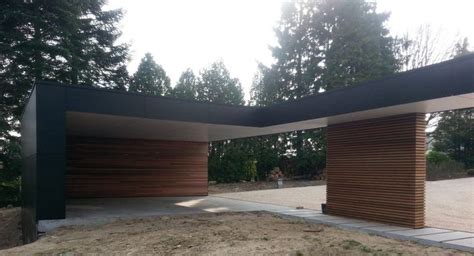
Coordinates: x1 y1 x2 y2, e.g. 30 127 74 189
36 85 66 154
144 96 210 123
36 154 66 219
21 87 37 157
20 86 39 243
35 84 67 220
21 155 37 243
263 54 474 126
66 86 146 117
206 104 261 126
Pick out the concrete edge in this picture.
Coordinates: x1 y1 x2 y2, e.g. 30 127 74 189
266 211 474 253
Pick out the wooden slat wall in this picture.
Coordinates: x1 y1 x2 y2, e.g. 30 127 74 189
66 136 208 198
326 113 426 228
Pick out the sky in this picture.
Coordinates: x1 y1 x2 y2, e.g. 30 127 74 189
107 0 474 100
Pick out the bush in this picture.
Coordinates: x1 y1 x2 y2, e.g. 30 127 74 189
467 169 474 176
426 150 450 165
427 159 465 181
242 160 257 182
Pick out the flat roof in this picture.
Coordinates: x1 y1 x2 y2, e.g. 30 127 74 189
31 54 474 141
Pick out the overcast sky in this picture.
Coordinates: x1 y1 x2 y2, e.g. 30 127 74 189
107 0 474 100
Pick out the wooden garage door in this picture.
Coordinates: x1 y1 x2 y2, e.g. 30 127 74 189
66 136 208 198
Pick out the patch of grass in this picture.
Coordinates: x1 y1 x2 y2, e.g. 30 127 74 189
340 239 362 250
340 239 392 255
294 250 304 256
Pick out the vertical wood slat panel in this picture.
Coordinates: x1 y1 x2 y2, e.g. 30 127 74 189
326 113 426 228
66 136 208 198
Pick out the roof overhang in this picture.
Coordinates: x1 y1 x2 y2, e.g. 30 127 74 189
31 54 474 142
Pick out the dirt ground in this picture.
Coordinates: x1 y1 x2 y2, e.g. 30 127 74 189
0 208 22 250
209 180 326 194
216 178 474 232
1 211 471 255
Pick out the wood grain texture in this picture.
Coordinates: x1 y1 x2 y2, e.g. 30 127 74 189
326 113 426 228
66 136 208 198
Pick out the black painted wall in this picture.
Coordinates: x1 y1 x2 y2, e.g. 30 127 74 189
21 85 67 242
20 87 38 243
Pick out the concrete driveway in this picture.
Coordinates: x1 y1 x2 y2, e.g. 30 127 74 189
38 196 294 232
215 178 474 232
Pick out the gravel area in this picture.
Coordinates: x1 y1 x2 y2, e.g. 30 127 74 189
216 178 474 232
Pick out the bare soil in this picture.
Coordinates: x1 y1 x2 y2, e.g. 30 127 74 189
1 211 471 256
0 208 22 250
209 180 326 194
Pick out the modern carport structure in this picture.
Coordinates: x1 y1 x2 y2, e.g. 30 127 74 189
21 55 474 243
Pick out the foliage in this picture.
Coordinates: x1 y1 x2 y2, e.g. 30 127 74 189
243 160 258 182
129 53 171 96
315 0 401 91
0 0 129 204
0 137 21 207
0 178 21 207
433 108 474 169
196 61 244 105
427 159 466 181
171 69 198 100
426 150 450 165
209 140 257 183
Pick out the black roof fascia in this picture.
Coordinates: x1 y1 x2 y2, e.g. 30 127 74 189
31 53 474 127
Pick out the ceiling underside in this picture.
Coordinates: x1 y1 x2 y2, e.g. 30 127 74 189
67 93 474 142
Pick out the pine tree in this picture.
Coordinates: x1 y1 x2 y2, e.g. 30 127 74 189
171 69 198 100
0 0 130 205
196 61 244 105
253 0 400 178
314 0 400 90
129 53 171 96
271 0 323 101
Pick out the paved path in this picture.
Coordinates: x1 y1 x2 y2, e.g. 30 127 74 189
215 178 474 232
39 194 474 253
270 208 474 253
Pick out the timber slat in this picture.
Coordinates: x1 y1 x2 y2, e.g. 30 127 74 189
66 136 208 198
326 113 426 228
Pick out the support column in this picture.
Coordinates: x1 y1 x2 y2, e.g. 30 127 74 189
326 113 425 228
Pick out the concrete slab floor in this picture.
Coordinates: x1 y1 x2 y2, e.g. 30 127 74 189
38 196 294 232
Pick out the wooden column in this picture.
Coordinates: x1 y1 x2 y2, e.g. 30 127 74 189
326 113 426 228
66 136 208 198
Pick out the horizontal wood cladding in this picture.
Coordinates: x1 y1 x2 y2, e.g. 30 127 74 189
66 136 208 198
326 113 426 228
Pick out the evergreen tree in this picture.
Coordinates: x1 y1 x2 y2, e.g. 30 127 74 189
0 0 129 205
433 109 474 168
271 0 323 101
129 53 171 96
316 0 400 90
196 61 244 105
250 64 280 107
171 69 198 100
251 0 400 178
